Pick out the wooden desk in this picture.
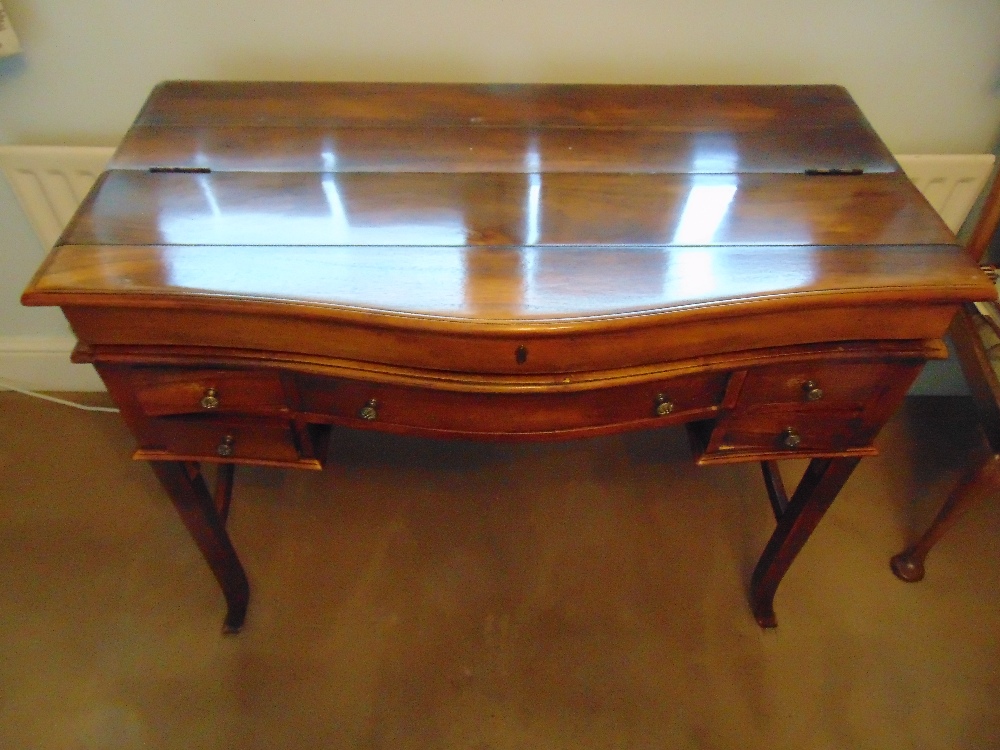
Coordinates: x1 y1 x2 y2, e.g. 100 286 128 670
22 82 994 632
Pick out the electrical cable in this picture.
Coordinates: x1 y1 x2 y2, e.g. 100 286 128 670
0 376 119 413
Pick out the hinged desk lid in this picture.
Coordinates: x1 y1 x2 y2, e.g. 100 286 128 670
23 82 993 325
110 82 898 175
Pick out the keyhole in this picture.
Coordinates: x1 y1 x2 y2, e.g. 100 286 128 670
515 345 528 364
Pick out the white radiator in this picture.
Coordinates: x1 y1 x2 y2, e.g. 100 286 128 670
0 147 996 392
0 146 114 390
0 145 115 250
895 154 996 233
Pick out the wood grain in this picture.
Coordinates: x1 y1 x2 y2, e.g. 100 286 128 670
60 171 951 249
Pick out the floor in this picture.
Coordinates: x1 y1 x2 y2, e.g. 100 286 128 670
1 393 998 749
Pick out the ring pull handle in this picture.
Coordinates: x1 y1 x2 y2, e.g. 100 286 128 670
200 387 220 409
781 428 802 449
359 399 379 421
216 434 235 457
802 380 823 402
654 393 674 416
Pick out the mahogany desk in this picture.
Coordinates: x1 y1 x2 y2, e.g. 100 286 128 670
22 82 994 632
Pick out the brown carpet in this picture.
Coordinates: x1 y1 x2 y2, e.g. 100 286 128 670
1 393 998 749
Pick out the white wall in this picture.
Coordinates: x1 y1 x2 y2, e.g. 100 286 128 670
1 0 999 388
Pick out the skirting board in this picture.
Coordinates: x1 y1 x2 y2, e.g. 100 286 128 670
0 337 104 391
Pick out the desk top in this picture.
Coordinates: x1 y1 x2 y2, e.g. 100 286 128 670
110 82 898 174
22 82 994 369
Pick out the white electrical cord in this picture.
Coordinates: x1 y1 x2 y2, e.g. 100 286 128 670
0 376 119 413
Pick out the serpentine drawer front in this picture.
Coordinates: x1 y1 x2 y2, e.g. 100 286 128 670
21 82 995 633
295 370 731 437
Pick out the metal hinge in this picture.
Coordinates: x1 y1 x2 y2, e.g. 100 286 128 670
804 168 864 176
148 166 211 174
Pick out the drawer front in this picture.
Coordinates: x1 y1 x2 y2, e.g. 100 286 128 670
141 416 303 463
734 362 903 412
696 359 923 463
130 368 289 417
705 411 875 460
296 371 730 436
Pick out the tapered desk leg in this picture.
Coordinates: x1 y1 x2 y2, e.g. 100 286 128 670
751 457 861 628
150 461 249 633
891 452 1000 582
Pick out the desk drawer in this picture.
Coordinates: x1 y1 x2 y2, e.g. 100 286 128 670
695 359 923 463
734 362 902 412
296 371 730 436
137 416 322 466
705 411 874 460
130 368 289 417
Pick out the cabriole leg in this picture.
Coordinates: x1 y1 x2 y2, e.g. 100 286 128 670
751 457 861 628
891 452 1000 582
149 461 249 633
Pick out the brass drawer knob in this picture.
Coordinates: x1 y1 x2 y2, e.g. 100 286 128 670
200 388 220 409
216 434 235 457
359 399 379 421
654 393 675 416
802 381 823 402
782 428 802 449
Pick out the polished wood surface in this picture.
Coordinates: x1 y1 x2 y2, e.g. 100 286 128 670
112 82 898 174
60 171 953 249
22 82 995 632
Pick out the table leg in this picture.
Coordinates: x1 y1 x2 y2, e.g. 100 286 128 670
890 452 1000 582
149 461 249 634
750 457 861 628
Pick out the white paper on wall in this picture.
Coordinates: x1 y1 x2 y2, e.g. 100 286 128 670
0 1 21 58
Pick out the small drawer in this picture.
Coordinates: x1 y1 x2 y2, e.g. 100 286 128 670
137 416 318 466
130 368 289 417
734 362 904 413
698 410 878 463
296 371 730 436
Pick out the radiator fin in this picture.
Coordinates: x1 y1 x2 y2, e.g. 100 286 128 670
0 145 114 249
895 154 996 233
